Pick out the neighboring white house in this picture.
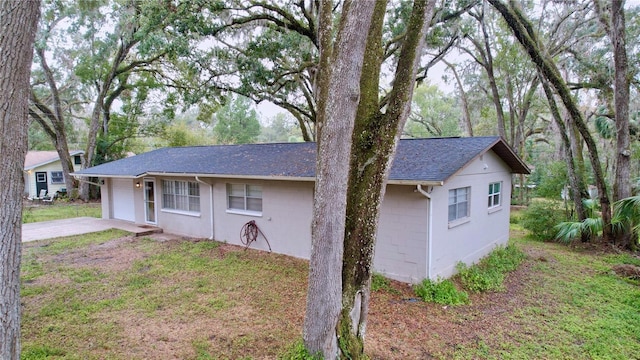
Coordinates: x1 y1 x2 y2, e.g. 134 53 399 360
73 137 529 283
24 150 84 198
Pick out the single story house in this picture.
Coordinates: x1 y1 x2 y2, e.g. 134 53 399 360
24 150 84 198
73 136 529 283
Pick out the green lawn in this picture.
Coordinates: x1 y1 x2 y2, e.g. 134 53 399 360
22 202 101 223
450 227 640 359
18 216 640 359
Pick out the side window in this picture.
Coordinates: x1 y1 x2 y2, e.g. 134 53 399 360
488 182 501 208
50 171 64 184
74 155 82 165
161 180 200 213
36 173 47 182
227 184 263 214
448 187 470 222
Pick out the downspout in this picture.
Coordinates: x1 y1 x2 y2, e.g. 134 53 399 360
416 184 433 280
195 176 214 240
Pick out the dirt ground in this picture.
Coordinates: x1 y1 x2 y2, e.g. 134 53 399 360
22 230 627 359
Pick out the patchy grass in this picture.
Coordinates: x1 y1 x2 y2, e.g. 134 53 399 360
21 233 308 359
456 244 526 293
22 202 101 223
428 236 640 359
20 222 640 359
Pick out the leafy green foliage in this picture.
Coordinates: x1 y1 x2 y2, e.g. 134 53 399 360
278 340 323 360
403 83 462 138
259 113 303 143
611 195 640 249
213 95 260 144
529 161 568 199
554 199 603 243
457 245 526 292
521 200 566 241
371 273 399 294
414 278 469 305
163 120 213 147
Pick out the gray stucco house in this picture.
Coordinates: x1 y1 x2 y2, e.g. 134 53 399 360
73 136 529 283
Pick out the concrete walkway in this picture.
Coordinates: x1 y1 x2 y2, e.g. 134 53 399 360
22 217 162 242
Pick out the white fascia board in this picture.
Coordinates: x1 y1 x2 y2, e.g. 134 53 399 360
70 173 143 179
144 172 316 182
73 171 444 186
386 179 444 186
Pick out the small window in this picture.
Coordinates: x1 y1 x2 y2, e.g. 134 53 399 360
448 187 470 222
227 184 262 213
74 155 82 165
161 180 200 213
488 182 501 208
36 173 47 182
50 171 64 184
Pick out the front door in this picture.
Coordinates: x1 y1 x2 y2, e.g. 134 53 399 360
35 172 48 197
144 179 157 224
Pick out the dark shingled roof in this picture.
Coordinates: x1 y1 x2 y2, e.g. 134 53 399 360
74 136 529 184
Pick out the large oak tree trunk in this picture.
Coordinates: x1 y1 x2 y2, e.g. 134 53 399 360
489 0 613 243
540 78 589 223
442 59 473 136
0 1 40 358
610 0 633 249
338 0 436 358
302 1 376 357
30 47 77 198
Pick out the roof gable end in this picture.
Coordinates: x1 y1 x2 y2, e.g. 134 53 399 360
25 150 84 170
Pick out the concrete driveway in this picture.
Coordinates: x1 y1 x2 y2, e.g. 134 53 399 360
22 217 162 242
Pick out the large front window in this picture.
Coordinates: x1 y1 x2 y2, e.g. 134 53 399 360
448 187 470 222
162 180 200 213
227 184 262 213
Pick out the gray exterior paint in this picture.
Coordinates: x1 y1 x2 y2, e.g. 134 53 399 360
82 137 526 283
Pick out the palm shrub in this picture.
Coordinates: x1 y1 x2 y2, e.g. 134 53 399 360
612 195 640 250
555 199 603 243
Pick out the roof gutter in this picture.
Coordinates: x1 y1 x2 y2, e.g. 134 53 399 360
77 171 445 186
195 176 214 240
416 184 434 280
70 173 142 179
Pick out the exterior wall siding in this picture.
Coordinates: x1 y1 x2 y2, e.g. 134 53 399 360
375 185 429 283
428 152 512 279
212 179 314 259
25 157 83 198
99 149 514 284
147 177 212 239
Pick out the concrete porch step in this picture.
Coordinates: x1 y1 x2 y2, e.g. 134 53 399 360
133 225 163 237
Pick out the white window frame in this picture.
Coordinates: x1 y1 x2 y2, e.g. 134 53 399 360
488 181 502 209
226 183 263 216
50 171 64 184
161 180 200 215
448 186 470 225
